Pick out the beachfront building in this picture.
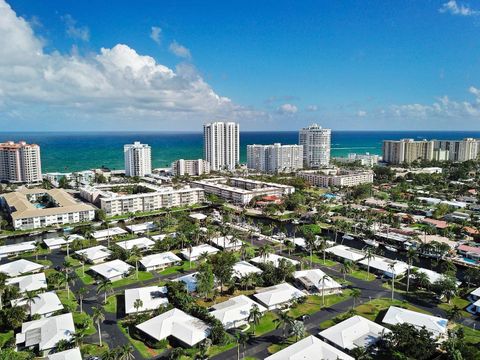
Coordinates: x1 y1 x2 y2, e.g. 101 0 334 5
253 282 306 310
203 121 239 171
1 188 95 230
334 153 380 167
210 295 267 329
124 141 152 177
0 141 42 183
298 169 374 188
191 177 294 205
80 183 205 216
124 286 168 314
171 159 211 176
247 143 303 173
299 124 331 168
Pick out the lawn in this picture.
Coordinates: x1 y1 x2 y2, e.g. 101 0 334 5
349 269 376 281
103 295 117 313
0 330 13 347
288 290 353 319
117 322 165 358
75 265 95 285
159 261 197 276
65 256 82 267
73 312 96 336
33 259 53 267
302 253 338 267
251 311 279 336
111 271 154 288
457 324 480 345
80 343 109 357
207 338 237 357
57 289 78 312
438 296 472 319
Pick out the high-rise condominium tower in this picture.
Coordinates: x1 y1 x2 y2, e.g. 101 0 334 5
299 124 331 168
247 143 303 173
0 141 42 183
124 141 152 177
203 122 240 171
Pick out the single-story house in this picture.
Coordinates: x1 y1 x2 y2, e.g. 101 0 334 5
189 213 207 221
232 260 263 279
319 315 390 351
382 306 448 338
90 259 133 282
254 282 306 310
151 233 177 241
125 286 168 314
325 245 365 263
16 313 75 356
91 227 127 241
265 335 354 360
13 291 63 318
358 256 408 278
469 287 480 313
47 347 82 360
140 251 182 271
210 236 242 251
116 237 155 252
0 241 36 259
421 218 448 230
457 244 480 262
180 244 219 261
43 235 82 250
210 295 267 329
293 269 342 295
0 259 44 277
6 272 47 293
136 308 210 347
413 267 460 286
250 253 299 267
126 221 157 234
74 245 111 264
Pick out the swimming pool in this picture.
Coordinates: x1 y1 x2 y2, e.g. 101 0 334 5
462 257 478 265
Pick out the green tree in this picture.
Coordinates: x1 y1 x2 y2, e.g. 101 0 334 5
92 306 105 347
351 288 361 309
274 312 294 339
196 262 215 300
97 278 113 304
210 252 236 294
248 304 262 333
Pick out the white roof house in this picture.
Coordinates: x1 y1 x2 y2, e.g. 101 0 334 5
250 253 299 267
15 313 75 354
90 259 133 282
151 233 177 241
13 291 63 317
47 347 82 360
414 267 461 286
210 235 242 250
140 251 182 271
293 269 342 294
254 282 306 310
175 272 199 292
189 213 207 221
116 237 155 251
382 306 448 338
74 245 111 264
43 237 74 250
180 244 219 261
325 245 365 262
292 237 306 249
359 256 408 278
136 308 210 347
125 286 168 314
233 260 263 279
210 295 267 329
92 227 127 241
319 315 390 350
265 335 354 360
6 272 47 293
0 259 43 277
471 287 480 299
0 241 36 259
126 221 157 234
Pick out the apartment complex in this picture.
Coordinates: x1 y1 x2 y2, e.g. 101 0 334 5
124 141 152 177
247 143 303 173
383 138 480 164
1 188 95 230
171 159 210 176
298 124 331 168
80 182 204 216
298 169 374 188
334 153 380 167
191 177 295 204
0 141 42 183
203 122 240 171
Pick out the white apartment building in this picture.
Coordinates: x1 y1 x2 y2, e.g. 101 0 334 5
80 183 205 216
344 153 380 167
0 141 42 183
435 138 480 162
203 122 239 171
299 124 331 168
124 141 152 177
171 159 210 176
247 143 303 173
298 169 374 188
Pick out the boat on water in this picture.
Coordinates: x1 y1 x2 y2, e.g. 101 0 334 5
29 231 41 236
292 219 300 225
342 234 354 241
47 229 57 233
384 245 398 252
363 239 380 248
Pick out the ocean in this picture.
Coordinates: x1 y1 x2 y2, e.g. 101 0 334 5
1 131 480 173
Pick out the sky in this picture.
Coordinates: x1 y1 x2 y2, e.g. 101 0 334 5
1 0 480 131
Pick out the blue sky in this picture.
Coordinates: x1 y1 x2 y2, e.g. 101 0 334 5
2 0 480 130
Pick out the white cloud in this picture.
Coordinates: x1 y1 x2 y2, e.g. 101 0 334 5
169 40 191 59
439 1 479 16
0 0 264 130
62 14 89 41
357 110 367 117
306 105 318 111
278 103 298 114
150 26 162 45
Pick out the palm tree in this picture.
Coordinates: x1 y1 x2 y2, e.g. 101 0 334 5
304 233 317 267
388 262 397 301
24 290 40 318
197 251 210 263
133 298 143 313
340 261 353 281
364 247 375 280
235 331 248 360
248 304 262 334
128 246 141 280
78 287 87 313
97 278 113 304
168 348 185 360
72 331 86 347
240 242 250 261
350 346 372 360
447 305 462 322
284 239 295 256
239 273 256 291
78 253 88 278
258 244 272 261
92 306 105 346
290 320 305 342
0 272 7 310
55 338 73 352
34 242 43 261
119 344 135 360
406 247 418 293
320 274 330 306
274 312 294 339
351 288 361 309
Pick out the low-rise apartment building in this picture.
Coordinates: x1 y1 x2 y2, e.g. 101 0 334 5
298 169 374 188
171 159 210 176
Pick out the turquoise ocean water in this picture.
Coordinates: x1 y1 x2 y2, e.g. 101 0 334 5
1 131 480 173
